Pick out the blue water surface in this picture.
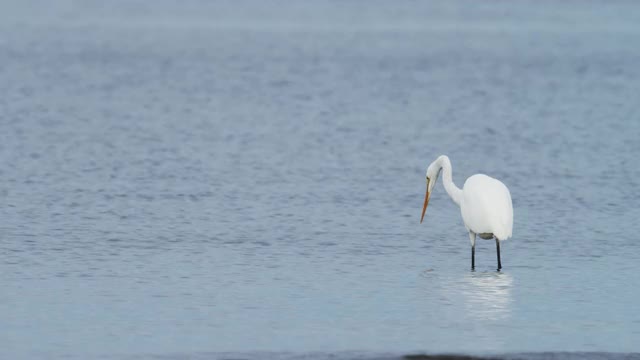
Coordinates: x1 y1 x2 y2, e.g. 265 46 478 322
1 1 640 359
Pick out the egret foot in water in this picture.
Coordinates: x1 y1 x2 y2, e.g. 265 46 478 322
496 238 502 271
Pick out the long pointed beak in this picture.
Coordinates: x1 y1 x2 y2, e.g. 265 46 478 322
420 179 430 224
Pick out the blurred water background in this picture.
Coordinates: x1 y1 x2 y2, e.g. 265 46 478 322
1 1 640 359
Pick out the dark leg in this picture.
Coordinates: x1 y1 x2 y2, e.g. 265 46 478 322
496 238 502 271
471 245 475 270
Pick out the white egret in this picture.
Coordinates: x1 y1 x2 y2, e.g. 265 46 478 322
420 155 513 270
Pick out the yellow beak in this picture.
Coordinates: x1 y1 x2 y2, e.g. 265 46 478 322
420 179 430 224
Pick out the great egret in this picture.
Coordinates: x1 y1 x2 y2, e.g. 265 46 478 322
420 155 513 270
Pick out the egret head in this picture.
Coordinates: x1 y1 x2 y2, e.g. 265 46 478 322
421 160 442 223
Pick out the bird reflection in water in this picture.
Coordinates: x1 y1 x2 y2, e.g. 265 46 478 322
461 271 513 321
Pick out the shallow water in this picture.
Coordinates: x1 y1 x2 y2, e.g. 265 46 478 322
1 1 640 359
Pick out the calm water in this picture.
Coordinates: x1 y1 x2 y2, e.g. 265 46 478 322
2 1 640 359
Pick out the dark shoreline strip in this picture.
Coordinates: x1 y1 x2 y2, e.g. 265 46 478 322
405 355 501 360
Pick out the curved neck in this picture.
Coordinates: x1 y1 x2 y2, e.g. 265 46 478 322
438 156 463 206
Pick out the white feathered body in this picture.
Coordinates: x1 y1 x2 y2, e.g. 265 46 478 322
460 174 513 241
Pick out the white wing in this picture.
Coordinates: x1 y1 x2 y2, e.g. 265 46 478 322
460 174 513 240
